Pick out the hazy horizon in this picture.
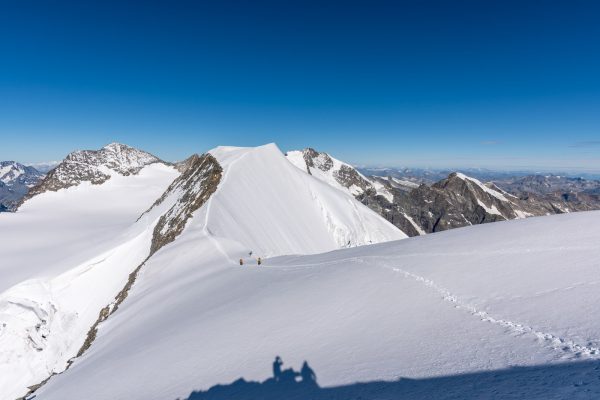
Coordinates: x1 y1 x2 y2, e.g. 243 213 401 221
8 141 600 178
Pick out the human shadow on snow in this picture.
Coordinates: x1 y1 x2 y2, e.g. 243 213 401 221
178 357 600 400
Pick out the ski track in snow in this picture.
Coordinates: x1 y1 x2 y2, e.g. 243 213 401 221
379 261 600 360
271 254 600 360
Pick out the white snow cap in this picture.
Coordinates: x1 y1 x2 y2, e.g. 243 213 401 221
206 143 405 256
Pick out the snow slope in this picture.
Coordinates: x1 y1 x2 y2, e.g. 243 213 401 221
0 163 178 292
0 143 403 399
0 163 179 399
205 144 405 256
35 208 600 400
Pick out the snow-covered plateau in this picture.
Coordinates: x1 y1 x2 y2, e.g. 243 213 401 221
1 143 599 400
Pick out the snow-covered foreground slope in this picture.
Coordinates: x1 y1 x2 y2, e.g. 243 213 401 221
36 211 600 400
0 143 403 400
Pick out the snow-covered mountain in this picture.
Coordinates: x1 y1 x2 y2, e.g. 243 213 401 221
21 142 162 205
0 143 404 400
286 148 394 202
0 161 43 187
0 161 44 211
287 148 600 237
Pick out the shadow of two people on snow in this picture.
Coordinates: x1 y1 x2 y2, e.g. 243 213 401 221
178 357 600 400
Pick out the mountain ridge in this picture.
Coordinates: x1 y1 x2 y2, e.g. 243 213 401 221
288 147 600 236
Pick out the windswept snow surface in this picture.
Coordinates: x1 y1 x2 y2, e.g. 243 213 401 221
0 163 179 400
36 211 600 400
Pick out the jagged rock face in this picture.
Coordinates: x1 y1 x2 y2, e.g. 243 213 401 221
357 173 512 237
291 148 377 195
368 172 600 237
405 174 512 232
0 162 44 211
22 143 161 205
335 164 374 194
143 153 223 255
302 148 333 173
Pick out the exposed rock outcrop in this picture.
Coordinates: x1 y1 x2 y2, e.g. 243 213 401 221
143 153 223 254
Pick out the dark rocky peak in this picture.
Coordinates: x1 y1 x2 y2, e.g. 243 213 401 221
20 143 163 206
302 148 334 172
335 164 374 194
306 148 374 193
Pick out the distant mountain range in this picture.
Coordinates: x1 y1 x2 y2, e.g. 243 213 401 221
288 148 600 237
359 166 600 184
0 161 45 211
4 149 600 232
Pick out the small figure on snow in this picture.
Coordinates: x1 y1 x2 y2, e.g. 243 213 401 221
239 258 244 266
257 257 262 266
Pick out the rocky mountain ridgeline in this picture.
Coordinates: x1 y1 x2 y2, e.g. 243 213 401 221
290 148 600 237
19 143 162 207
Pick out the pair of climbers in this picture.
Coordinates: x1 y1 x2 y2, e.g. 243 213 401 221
272 356 317 385
239 258 261 265
239 251 262 266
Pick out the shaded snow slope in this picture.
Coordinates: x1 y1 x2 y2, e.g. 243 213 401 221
206 144 405 256
36 211 600 400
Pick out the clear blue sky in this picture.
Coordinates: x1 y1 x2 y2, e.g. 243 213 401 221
1 0 599 172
